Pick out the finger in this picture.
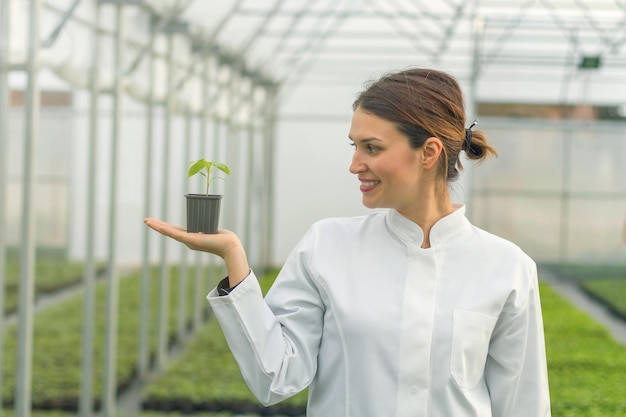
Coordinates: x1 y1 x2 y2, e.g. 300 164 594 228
144 218 168 234
144 218 187 239
144 218 182 231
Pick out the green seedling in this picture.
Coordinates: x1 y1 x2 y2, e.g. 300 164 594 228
187 158 231 195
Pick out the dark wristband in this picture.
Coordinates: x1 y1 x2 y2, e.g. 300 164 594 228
217 276 241 296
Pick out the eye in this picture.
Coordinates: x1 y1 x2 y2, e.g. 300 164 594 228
349 141 380 154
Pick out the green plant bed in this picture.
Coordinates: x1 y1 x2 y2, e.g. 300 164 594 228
142 318 307 416
3 255 103 315
544 263 626 281
143 269 307 416
2 264 219 410
579 279 626 319
541 283 626 416
24 411 240 417
27 412 76 417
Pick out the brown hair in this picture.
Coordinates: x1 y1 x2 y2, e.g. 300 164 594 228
353 68 497 182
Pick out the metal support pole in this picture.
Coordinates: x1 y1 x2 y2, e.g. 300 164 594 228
210 103 224 293
102 4 124 415
15 1 41 416
124 1 193 76
157 32 174 369
243 85 256 260
559 126 573 262
194 53 211 330
204 0 244 47
260 87 278 268
251 89 266 269
79 3 101 415
138 14 156 379
41 0 84 48
178 110 191 341
238 0 286 57
268 88 278 268
260 89 271 268
0 0 12 403
223 67 239 231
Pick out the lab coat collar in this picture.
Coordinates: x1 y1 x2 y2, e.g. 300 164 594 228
386 204 471 248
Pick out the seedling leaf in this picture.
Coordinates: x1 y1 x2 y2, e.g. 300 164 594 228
187 158 231 195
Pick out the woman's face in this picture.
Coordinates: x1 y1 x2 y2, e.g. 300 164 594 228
349 107 426 213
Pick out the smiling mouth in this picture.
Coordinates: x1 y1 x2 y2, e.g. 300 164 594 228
359 180 380 192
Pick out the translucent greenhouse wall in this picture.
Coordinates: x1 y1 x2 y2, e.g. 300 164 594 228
6 107 624 267
472 117 626 264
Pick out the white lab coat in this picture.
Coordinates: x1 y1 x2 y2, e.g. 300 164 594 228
207 205 551 417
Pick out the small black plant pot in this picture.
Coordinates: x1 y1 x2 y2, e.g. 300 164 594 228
185 194 223 234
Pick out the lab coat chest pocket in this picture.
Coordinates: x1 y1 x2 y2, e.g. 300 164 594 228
450 309 498 389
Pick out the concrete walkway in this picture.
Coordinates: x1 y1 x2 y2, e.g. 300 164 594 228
539 266 626 346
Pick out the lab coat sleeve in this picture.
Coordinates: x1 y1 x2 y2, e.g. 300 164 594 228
484 264 551 417
206 227 324 406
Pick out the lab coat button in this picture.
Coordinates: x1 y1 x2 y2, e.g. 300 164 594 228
410 386 418 394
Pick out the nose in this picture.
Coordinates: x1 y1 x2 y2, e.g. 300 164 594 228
349 152 365 175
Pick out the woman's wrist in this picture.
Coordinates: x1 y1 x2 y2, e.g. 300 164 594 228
223 243 250 287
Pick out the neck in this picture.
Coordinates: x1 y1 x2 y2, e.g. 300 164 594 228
398 185 453 249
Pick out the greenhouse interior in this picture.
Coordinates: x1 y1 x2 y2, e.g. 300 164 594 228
1 0 625 416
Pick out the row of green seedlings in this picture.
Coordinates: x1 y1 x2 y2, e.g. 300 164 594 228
579 279 626 319
541 283 626 416
2 264 221 410
142 269 307 416
2 256 101 315
544 263 626 318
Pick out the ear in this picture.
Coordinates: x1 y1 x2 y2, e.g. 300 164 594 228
421 137 444 169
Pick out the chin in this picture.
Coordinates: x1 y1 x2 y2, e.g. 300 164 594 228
362 199 381 209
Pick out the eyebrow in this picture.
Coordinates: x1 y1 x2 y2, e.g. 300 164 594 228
348 136 382 143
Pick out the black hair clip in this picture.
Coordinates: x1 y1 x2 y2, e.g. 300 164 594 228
464 119 481 156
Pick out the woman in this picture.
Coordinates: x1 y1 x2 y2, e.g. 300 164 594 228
145 68 551 417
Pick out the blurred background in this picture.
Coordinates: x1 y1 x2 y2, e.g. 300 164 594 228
1 1 625 416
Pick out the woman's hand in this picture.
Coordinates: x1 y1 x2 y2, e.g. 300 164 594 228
145 218 238 257
144 218 250 287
